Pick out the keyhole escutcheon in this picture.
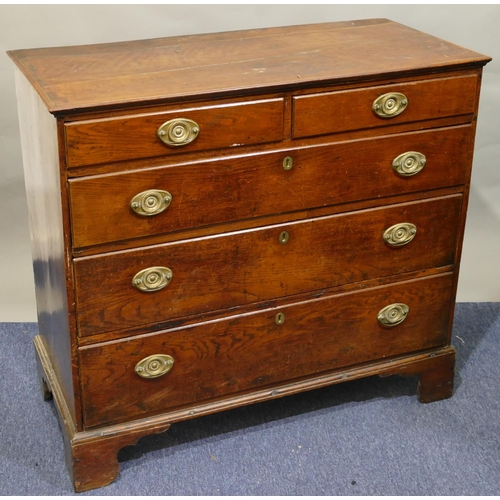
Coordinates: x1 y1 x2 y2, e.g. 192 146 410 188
279 231 289 244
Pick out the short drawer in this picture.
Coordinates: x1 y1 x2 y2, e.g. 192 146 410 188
69 125 472 248
79 272 454 427
65 98 285 168
74 194 462 337
293 75 477 139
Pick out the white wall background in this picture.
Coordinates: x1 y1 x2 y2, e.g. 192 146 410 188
1 4 499 321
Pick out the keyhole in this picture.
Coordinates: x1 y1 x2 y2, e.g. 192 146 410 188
279 231 289 244
275 312 285 325
283 156 293 171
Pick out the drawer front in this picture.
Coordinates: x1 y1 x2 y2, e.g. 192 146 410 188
74 195 462 337
293 75 477 139
65 98 285 168
69 125 472 248
79 273 454 427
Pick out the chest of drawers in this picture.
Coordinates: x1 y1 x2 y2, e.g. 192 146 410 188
9 19 490 491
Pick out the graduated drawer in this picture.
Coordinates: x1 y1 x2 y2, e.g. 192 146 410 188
65 98 285 168
74 194 462 337
79 272 454 427
293 75 477 139
69 125 472 248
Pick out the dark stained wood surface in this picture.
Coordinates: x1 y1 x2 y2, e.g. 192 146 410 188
7 19 490 114
293 75 477 138
36 312 456 491
70 422 171 492
416 347 456 403
69 125 472 248
11 19 490 491
65 98 284 167
74 194 462 337
70 186 464 259
79 272 453 427
65 113 478 179
14 69 79 426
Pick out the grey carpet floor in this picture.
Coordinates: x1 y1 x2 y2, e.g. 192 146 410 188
1 303 499 495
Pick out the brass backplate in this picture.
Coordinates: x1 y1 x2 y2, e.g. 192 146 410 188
383 223 417 247
157 118 199 146
392 151 426 177
135 354 174 379
377 303 410 327
130 189 172 216
372 92 408 118
132 266 173 292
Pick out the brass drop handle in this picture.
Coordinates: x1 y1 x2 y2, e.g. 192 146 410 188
392 151 426 177
135 354 174 379
130 189 172 216
383 223 417 247
132 267 173 292
378 303 409 327
372 92 408 118
157 118 199 146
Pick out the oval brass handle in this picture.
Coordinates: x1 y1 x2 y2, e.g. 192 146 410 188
378 303 409 327
392 151 426 177
135 354 174 379
130 189 172 216
372 92 408 118
157 118 199 146
132 267 173 292
383 223 417 247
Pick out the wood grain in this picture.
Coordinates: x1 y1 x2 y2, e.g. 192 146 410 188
7 20 490 114
74 194 462 337
35 321 455 491
69 125 472 248
293 75 477 138
65 113 477 179
14 69 78 425
79 272 454 427
416 348 455 402
65 98 284 167
70 422 171 492
10 19 490 492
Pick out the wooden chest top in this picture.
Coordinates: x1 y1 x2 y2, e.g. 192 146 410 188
7 18 490 114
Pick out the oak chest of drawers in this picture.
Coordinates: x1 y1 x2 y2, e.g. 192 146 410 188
9 19 490 491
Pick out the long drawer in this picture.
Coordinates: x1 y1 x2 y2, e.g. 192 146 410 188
74 194 462 337
69 125 472 248
293 75 477 138
79 272 454 427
